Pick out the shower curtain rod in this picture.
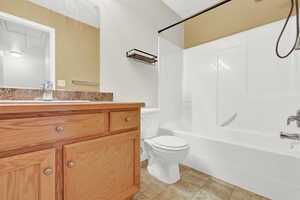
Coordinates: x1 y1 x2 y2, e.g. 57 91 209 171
158 0 232 34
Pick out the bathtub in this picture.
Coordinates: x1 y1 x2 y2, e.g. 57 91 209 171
160 127 300 200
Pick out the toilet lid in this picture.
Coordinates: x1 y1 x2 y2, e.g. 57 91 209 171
152 136 188 149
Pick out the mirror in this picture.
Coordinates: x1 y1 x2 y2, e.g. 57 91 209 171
0 0 100 92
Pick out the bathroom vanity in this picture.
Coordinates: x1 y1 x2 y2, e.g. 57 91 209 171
0 102 144 200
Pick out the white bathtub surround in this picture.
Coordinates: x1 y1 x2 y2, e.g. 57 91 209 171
168 128 300 200
184 16 300 135
156 16 300 200
158 36 184 126
141 108 190 184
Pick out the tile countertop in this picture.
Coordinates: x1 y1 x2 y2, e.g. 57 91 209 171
0 88 113 101
0 101 145 115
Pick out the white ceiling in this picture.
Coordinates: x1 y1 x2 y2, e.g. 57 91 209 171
161 0 222 18
29 0 100 28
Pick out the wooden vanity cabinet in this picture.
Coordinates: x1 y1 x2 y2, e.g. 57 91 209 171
64 131 140 200
0 103 144 200
0 149 56 200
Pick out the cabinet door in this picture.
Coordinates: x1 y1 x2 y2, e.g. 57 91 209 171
0 149 56 200
64 131 140 200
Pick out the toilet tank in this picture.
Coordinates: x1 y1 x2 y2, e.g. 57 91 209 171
141 108 160 139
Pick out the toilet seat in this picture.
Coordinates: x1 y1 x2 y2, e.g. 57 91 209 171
151 136 189 151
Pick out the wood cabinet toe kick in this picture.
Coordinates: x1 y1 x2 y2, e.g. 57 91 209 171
0 102 144 200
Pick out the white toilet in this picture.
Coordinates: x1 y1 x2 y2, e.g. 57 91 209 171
141 108 189 184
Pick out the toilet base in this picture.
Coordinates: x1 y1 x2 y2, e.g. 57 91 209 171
147 158 180 184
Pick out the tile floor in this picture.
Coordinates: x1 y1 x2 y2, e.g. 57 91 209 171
133 163 271 200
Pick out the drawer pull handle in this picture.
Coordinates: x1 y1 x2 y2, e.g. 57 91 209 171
67 161 76 168
56 126 64 132
43 168 53 176
125 117 132 122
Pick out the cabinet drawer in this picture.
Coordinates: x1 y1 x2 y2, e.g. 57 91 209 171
110 111 139 132
0 113 108 152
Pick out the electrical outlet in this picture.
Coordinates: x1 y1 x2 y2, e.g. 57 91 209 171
57 80 66 87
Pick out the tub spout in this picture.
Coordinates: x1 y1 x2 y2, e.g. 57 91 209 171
280 132 300 140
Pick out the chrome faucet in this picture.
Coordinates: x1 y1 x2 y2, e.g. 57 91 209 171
280 110 300 141
287 110 300 127
42 81 54 101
